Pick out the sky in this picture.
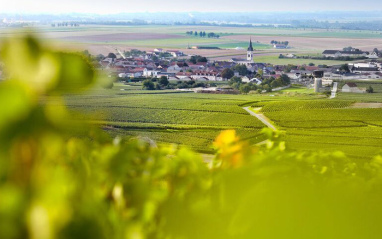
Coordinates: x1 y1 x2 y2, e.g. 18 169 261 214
2 0 382 14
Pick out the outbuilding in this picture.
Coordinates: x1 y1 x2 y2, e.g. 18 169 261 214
341 83 366 93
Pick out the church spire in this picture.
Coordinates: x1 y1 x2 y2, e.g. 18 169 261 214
247 38 253 51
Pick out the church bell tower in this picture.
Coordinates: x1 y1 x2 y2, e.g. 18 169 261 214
247 38 254 61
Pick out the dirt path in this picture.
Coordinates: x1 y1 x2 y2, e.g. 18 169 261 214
350 103 382 108
243 107 277 130
201 107 277 162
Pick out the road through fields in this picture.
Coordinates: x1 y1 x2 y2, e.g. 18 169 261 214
243 107 277 130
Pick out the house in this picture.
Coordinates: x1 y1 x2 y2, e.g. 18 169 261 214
167 64 182 73
288 70 313 80
348 63 380 73
341 83 366 93
274 44 287 49
250 78 262 85
322 50 367 58
194 77 209 81
143 68 160 77
123 67 145 78
154 48 164 53
167 50 184 58
178 76 193 81
176 72 193 79
100 60 112 69
191 71 223 81
367 51 379 59
187 63 205 70
241 76 250 83
157 72 176 79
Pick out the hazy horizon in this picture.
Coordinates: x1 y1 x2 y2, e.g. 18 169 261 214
2 0 382 14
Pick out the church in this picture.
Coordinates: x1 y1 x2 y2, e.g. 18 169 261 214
230 39 255 67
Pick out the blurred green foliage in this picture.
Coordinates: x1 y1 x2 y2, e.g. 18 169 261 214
1 35 382 239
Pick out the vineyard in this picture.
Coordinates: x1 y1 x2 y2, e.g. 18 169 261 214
256 100 382 158
253 100 354 112
63 86 274 152
64 82 382 157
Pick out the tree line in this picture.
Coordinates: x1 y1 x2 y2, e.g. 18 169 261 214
51 22 80 27
186 31 220 38
270 40 289 46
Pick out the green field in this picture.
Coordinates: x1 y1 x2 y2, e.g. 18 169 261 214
251 98 382 159
64 83 273 153
252 54 351 65
61 80 382 159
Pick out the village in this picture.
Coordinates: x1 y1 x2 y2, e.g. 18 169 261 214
0 39 381 94
94 39 382 94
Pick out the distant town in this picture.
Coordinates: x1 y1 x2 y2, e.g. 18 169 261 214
88 39 382 94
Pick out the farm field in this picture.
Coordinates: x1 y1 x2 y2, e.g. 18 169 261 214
62 82 329 153
2 25 382 63
251 54 350 65
61 79 382 159
253 99 382 159
63 83 269 153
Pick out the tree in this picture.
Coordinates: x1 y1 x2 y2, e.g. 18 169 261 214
339 64 350 73
107 53 117 59
284 64 297 73
190 55 207 64
229 76 242 86
240 84 251 94
142 79 155 90
95 54 105 61
194 31 198 36
159 76 169 87
221 68 234 80
231 82 241 90
82 50 91 58
271 79 281 88
248 82 257 91
151 55 159 61
198 57 207 62
279 74 291 85
263 84 272 92
367 86 374 93
233 64 248 76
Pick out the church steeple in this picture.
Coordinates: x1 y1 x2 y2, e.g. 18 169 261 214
247 38 253 61
248 38 254 51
